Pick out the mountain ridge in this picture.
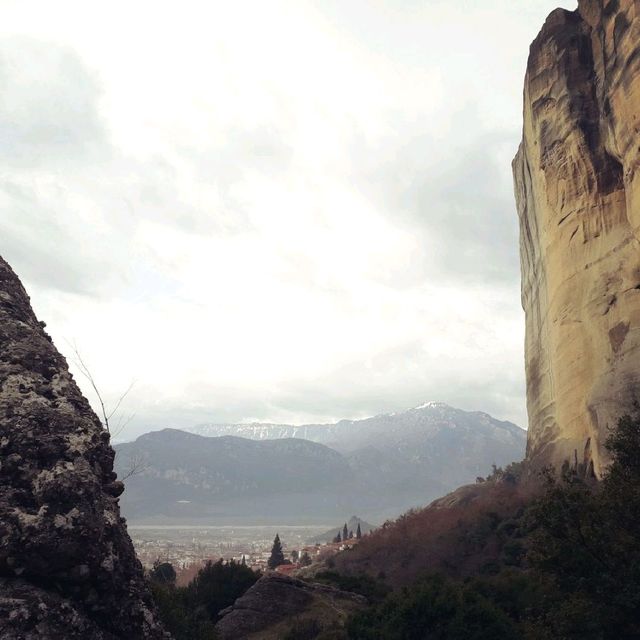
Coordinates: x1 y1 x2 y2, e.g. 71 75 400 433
115 403 526 523
182 401 525 446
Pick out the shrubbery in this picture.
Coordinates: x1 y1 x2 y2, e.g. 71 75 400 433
150 558 260 640
283 618 324 640
313 571 390 604
148 414 640 639
344 413 640 639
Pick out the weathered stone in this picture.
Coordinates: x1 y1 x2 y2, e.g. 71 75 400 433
513 0 640 475
0 257 167 639
215 573 367 640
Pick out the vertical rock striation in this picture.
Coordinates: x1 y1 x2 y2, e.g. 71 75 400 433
513 0 640 475
0 257 167 639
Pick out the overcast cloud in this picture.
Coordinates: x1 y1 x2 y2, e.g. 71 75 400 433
0 0 575 439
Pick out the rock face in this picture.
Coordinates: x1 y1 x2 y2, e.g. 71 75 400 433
215 573 367 640
0 257 166 639
513 0 640 475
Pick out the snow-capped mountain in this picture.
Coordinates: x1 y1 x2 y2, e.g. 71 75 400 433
139 402 526 520
185 401 524 461
185 421 340 442
105 402 525 524
116 401 526 524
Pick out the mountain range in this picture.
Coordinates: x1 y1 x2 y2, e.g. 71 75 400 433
115 402 525 523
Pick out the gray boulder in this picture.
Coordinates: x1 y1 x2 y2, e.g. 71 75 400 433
215 572 367 640
0 257 167 639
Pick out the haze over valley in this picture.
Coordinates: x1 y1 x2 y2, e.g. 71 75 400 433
115 402 525 524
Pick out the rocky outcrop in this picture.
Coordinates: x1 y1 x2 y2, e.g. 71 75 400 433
0 257 167 639
215 573 367 640
513 0 640 475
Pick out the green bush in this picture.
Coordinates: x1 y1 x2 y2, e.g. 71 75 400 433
186 559 259 620
347 574 518 640
150 559 259 640
346 412 640 640
283 618 323 640
313 571 390 603
150 560 177 584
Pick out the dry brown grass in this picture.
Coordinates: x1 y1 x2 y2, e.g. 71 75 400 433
333 480 541 588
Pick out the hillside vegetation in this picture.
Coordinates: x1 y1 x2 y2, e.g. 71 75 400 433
332 413 640 639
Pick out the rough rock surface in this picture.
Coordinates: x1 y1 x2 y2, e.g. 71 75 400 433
215 573 367 640
0 257 167 639
513 0 640 475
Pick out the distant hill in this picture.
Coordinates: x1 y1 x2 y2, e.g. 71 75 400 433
114 430 353 523
116 404 526 524
186 402 526 492
307 516 376 544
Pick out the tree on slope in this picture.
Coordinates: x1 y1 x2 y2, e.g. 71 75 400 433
268 533 286 569
356 523 362 539
150 560 176 585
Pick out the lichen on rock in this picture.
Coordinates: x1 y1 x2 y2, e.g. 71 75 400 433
0 257 167 639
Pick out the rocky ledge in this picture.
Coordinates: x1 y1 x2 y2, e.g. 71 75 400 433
215 573 367 640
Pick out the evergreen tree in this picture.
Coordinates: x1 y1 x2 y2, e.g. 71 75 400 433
151 558 258 640
268 533 285 569
349 530 354 539
150 560 176 585
300 551 312 567
290 549 299 562
333 533 342 544
356 523 362 539
343 523 349 541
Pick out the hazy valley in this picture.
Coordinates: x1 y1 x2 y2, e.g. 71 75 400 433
115 402 525 524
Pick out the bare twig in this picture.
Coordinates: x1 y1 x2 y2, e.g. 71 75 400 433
112 412 137 439
66 340 135 435
119 451 147 481
108 381 136 422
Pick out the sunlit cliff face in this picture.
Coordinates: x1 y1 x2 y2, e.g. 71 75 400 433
514 0 640 474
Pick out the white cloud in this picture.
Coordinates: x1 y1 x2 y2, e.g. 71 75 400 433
0 0 576 437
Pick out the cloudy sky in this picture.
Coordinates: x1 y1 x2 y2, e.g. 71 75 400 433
1 0 574 439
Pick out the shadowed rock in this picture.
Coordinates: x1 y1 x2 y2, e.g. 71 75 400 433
215 573 367 639
0 257 167 639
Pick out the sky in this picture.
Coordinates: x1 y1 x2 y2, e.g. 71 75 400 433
0 0 575 439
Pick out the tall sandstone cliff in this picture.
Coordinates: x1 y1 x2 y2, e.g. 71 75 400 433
513 0 640 475
0 257 167 639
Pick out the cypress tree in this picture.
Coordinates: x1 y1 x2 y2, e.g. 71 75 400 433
356 523 362 539
268 533 285 569
343 523 348 541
